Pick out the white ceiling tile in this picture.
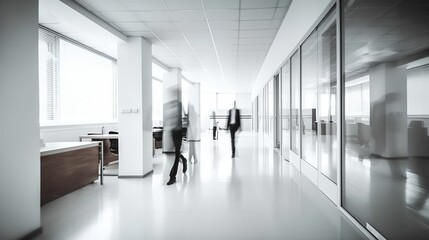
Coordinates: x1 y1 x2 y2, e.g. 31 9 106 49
278 0 293 8
177 21 208 31
270 19 283 28
241 0 277 9
202 0 239 9
125 0 166 11
212 30 239 38
273 8 286 19
82 0 129 11
239 37 273 45
98 11 139 22
206 9 239 21
136 11 172 21
164 0 203 10
161 38 189 46
171 10 206 21
114 22 151 32
182 30 212 39
218 46 237 52
240 20 272 30
216 42 238 48
240 8 275 20
209 21 239 30
153 31 183 39
238 50 266 56
145 21 178 31
239 44 271 51
240 29 278 38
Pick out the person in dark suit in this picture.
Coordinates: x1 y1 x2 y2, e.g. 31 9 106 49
167 125 187 185
227 101 241 158
164 93 187 186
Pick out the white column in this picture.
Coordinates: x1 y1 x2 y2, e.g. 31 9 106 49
369 62 408 158
0 1 41 239
162 68 182 152
187 82 201 141
118 37 153 177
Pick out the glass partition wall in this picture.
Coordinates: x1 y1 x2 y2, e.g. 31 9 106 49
253 1 429 238
342 0 429 239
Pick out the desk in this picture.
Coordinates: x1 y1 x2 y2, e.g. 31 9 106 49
40 142 99 205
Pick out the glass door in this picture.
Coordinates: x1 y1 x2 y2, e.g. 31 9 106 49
281 61 291 160
301 29 319 174
290 49 301 169
317 8 338 204
274 73 281 149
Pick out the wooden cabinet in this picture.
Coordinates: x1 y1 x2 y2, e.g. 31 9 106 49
40 142 99 205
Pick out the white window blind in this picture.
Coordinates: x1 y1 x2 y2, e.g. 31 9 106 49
39 30 59 125
38 28 117 126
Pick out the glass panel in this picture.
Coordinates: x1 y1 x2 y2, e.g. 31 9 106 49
275 74 281 148
291 50 301 154
265 86 269 134
343 0 429 238
318 10 337 183
258 92 264 133
282 61 291 158
268 80 274 137
301 30 319 168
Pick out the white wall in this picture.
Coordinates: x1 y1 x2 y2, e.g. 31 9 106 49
0 0 41 239
251 0 333 99
118 37 153 177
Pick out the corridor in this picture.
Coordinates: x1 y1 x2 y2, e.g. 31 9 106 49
36 131 366 240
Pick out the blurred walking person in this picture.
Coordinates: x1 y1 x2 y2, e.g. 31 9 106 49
212 111 218 140
164 89 187 186
227 101 241 158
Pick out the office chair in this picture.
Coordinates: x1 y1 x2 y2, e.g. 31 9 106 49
88 132 117 166
109 131 119 154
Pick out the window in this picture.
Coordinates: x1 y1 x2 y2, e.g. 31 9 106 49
151 62 166 126
38 28 117 126
152 79 163 126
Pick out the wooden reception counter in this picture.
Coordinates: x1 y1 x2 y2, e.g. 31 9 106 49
40 142 99 205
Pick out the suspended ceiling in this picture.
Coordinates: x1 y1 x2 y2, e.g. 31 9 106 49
40 0 292 92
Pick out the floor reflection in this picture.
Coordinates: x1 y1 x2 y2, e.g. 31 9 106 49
344 139 429 239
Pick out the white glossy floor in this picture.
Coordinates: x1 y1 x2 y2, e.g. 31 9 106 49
36 131 366 240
